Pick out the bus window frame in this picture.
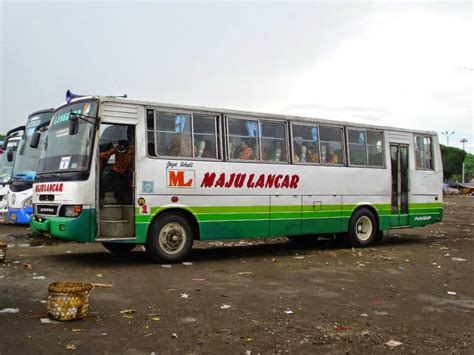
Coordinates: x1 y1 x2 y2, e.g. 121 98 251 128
318 124 346 166
145 107 222 162
225 116 289 164
345 127 386 169
414 134 434 171
290 122 321 165
291 122 346 166
366 129 386 168
259 118 289 164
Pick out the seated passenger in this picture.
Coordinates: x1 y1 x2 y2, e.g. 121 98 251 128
202 141 216 159
307 145 319 163
327 148 339 164
169 135 191 156
234 139 254 160
293 142 302 163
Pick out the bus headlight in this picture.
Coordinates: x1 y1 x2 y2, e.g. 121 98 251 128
62 205 83 217
23 197 32 208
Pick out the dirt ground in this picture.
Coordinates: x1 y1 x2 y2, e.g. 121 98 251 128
0 196 473 354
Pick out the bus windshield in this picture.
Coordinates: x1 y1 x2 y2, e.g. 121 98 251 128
0 152 14 182
37 100 98 175
0 137 20 182
12 112 53 180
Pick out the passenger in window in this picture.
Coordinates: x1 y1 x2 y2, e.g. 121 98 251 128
327 148 339 164
202 141 216 159
263 142 281 161
293 142 302 163
307 144 319 163
169 135 191 157
235 138 254 160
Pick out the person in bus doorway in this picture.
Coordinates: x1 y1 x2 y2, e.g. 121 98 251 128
99 138 134 205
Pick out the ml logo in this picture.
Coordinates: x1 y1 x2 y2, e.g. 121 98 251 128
167 169 195 189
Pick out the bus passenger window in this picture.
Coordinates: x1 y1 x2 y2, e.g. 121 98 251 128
228 118 259 161
320 126 343 164
152 111 192 158
193 114 218 159
414 136 433 169
292 124 319 164
261 121 287 162
348 129 367 165
367 130 384 166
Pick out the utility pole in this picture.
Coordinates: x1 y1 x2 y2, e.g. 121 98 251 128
460 138 468 183
441 131 455 146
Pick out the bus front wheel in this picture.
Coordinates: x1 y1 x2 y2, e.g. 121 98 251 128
146 214 194 263
348 208 377 247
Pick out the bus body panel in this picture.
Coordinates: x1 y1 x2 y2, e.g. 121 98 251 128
31 98 443 245
31 179 95 241
7 187 33 224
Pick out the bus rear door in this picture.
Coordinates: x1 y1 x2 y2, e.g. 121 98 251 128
390 144 409 226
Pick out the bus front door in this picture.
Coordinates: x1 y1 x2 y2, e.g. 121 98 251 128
390 144 409 226
96 124 136 241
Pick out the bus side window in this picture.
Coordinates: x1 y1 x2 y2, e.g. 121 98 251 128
261 121 287 162
292 124 320 164
320 126 343 164
367 130 384 167
348 129 367 166
152 111 192 158
414 135 433 170
193 114 218 159
227 118 259 161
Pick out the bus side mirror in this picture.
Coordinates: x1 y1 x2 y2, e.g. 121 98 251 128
30 132 41 148
69 116 79 135
7 150 13 162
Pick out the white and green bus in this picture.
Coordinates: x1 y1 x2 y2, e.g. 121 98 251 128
31 93 443 262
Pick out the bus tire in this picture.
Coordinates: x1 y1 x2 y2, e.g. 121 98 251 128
102 242 136 254
146 214 194 263
348 208 377 247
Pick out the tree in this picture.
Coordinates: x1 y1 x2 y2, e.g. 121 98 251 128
464 153 474 182
0 134 5 141
440 145 466 182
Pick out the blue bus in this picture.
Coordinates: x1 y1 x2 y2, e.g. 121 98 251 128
6 109 54 224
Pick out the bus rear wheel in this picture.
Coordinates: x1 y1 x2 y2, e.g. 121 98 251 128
348 208 377 247
146 214 194 263
102 242 136 254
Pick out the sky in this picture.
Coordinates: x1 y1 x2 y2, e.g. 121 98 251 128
1 0 472 152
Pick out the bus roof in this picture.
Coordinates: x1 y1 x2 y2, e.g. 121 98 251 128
65 95 437 136
28 108 55 118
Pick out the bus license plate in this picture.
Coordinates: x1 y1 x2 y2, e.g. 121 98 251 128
11 213 16 221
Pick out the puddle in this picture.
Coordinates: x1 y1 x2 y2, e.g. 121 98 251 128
418 294 474 310
0 234 66 247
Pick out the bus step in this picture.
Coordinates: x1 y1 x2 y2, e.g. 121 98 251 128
99 220 134 239
100 205 134 222
96 237 136 242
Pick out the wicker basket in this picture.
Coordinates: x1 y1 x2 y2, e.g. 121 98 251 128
0 242 7 262
47 282 93 321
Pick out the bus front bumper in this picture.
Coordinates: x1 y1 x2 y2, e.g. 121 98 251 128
31 209 93 242
8 207 33 224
